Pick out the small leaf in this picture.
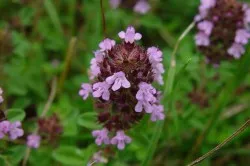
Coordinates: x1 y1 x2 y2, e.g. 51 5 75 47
52 146 85 165
77 112 101 130
6 109 26 122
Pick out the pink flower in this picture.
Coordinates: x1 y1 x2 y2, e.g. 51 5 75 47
135 100 153 113
111 130 131 150
106 72 131 91
90 58 101 80
200 0 216 9
8 121 24 140
133 0 151 14
109 0 121 9
150 105 165 121
94 50 105 63
0 121 10 139
99 38 116 51
147 47 163 64
92 128 110 145
79 83 92 100
195 32 210 46
118 26 142 43
27 134 41 149
228 43 245 59
93 81 111 101
136 82 156 102
198 20 214 36
235 29 250 44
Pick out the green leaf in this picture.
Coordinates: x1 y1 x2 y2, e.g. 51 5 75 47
52 146 85 165
77 112 101 130
6 109 26 122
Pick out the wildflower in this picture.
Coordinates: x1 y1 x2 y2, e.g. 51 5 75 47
106 72 131 91
0 121 10 139
111 130 131 150
228 43 245 59
79 26 165 150
27 134 41 149
93 81 111 101
8 121 24 140
92 128 110 146
89 58 101 80
79 83 92 100
99 38 116 51
134 0 151 14
195 0 250 64
150 105 165 121
118 26 142 43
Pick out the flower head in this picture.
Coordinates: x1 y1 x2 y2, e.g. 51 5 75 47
106 72 131 91
134 0 151 14
111 130 131 150
79 26 165 150
118 26 142 43
0 121 10 139
8 121 24 140
27 134 41 149
92 128 110 145
79 83 92 100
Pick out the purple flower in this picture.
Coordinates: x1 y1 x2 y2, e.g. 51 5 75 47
118 26 142 43
235 29 250 44
106 72 131 91
93 81 111 101
79 83 92 100
99 38 116 51
244 9 250 23
135 100 153 113
92 128 110 146
133 0 151 14
152 63 165 85
150 105 165 122
0 88 3 104
197 20 214 36
195 32 210 46
200 0 216 9
136 82 157 102
147 47 163 64
228 43 245 59
94 50 105 63
90 58 101 80
0 121 10 139
109 0 121 9
111 130 131 150
154 73 164 85
27 134 41 149
8 121 24 140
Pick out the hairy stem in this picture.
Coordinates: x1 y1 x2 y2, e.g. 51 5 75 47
187 119 250 166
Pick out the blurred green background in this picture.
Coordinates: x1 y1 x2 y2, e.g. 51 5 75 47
0 0 250 165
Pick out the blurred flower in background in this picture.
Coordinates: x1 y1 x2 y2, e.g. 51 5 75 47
110 0 151 14
79 26 165 150
194 0 250 65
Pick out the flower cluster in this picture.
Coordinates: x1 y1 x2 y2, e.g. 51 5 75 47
79 26 165 150
195 0 250 65
0 88 4 104
27 134 41 149
0 121 24 140
110 0 150 14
